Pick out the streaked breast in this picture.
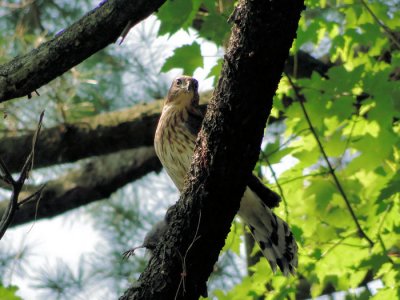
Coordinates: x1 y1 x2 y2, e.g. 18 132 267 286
154 107 197 190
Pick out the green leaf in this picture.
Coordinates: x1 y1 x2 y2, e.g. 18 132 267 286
157 0 201 35
199 12 230 46
377 173 400 202
358 254 389 273
304 179 336 211
327 95 355 122
222 222 242 256
323 130 345 157
326 65 363 94
161 42 203 75
347 128 396 172
207 58 223 86
371 287 400 300
0 285 22 300
290 225 304 245
263 136 296 165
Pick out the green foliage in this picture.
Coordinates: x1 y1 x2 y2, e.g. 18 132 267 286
158 0 231 77
198 11 230 46
158 0 400 299
161 42 204 75
222 221 243 256
157 0 202 35
1 0 400 299
0 285 22 300
256 0 400 298
207 58 223 86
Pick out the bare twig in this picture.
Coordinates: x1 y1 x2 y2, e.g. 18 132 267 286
285 74 375 247
320 231 356 258
19 110 44 182
261 155 289 222
18 184 46 207
277 171 330 186
175 211 202 300
0 111 45 240
339 114 359 165
0 157 15 185
375 204 396 265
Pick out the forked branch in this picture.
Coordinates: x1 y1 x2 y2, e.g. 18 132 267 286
0 111 45 240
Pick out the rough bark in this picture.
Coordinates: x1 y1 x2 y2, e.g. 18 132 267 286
0 0 166 102
0 148 160 227
120 0 304 299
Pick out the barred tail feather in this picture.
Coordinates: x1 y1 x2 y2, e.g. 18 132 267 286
239 188 298 276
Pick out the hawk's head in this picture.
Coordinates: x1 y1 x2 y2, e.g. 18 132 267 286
166 76 199 108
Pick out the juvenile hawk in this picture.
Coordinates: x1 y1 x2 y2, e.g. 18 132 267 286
154 76 298 275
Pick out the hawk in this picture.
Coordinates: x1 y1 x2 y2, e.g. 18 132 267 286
154 76 298 275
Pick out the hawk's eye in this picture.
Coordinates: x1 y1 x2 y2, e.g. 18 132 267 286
176 78 182 86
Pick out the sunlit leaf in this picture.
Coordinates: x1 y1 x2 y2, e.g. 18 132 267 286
0 285 22 300
161 42 204 75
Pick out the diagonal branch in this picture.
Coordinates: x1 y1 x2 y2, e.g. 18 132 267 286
285 73 375 248
0 147 161 228
0 0 167 102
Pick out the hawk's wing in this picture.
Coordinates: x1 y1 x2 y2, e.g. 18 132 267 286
186 104 281 209
247 175 281 208
185 104 207 136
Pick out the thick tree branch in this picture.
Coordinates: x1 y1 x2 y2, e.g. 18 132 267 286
0 0 166 102
121 0 304 299
0 100 164 173
0 147 160 227
0 93 213 173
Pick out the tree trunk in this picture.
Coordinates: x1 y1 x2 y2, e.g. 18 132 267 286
120 0 304 299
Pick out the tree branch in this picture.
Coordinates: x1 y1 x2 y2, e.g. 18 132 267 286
0 147 160 228
120 0 304 299
0 100 164 173
0 0 167 102
0 94 212 173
